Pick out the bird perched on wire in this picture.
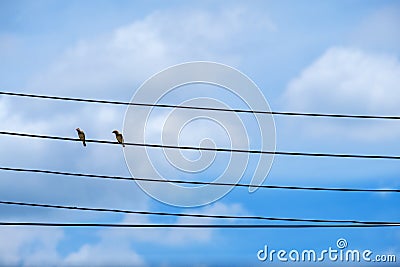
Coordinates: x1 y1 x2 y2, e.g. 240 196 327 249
112 130 125 147
76 128 86 147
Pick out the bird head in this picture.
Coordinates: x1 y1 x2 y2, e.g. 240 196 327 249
112 130 119 135
76 128 80 132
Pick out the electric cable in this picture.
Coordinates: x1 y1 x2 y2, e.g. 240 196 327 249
1 131 399 159
0 222 398 228
1 200 399 225
0 166 399 193
1 91 400 120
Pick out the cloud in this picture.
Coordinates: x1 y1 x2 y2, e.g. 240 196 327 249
89 202 247 247
28 6 275 99
0 96 146 209
283 46 400 141
0 226 146 267
63 242 145 267
60 203 246 266
0 5 276 193
0 201 244 266
0 227 63 267
0 6 272 265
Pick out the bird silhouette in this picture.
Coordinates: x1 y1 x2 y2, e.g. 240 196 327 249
112 130 125 147
76 128 86 147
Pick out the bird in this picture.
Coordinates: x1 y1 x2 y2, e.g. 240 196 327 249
112 130 125 147
76 128 86 147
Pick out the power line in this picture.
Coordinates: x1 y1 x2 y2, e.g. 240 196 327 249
2 200 399 225
0 222 398 228
1 166 399 193
1 131 400 160
1 91 400 120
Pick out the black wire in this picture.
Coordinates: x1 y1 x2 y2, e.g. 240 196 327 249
1 166 399 193
1 92 398 229
2 200 399 225
1 131 400 159
0 222 398 228
1 91 400 120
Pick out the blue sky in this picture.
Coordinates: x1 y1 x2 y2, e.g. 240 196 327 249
0 0 399 266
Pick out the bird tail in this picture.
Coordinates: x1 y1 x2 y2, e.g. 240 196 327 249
122 143 125 147
83 141 86 147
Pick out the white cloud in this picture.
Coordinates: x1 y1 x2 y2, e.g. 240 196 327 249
0 98 66 166
28 6 274 99
0 97 146 208
60 203 245 266
63 242 145 267
0 226 146 267
0 5 276 195
0 98 54 134
285 47 400 113
283 46 400 141
0 227 63 267
90 202 247 247
0 203 244 266
0 6 273 265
